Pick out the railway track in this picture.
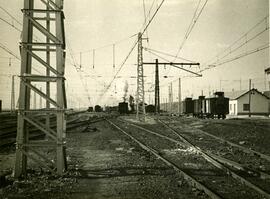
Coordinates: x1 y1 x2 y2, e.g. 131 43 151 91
158 117 270 180
0 111 101 148
106 117 270 199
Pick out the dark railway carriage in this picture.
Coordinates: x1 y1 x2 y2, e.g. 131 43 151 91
94 105 102 112
205 92 229 119
145 104 155 113
182 98 194 114
193 96 206 118
205 98 216 118
87 106 93 112
215 92 229 118
118 102 128 114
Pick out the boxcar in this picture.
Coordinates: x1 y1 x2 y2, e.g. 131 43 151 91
215 92 229 119
145 104 155 113
87 106 93 112
182 97 194 114
118 102 128 114
94 105 102 112
205 92 229 119
193 96 206 118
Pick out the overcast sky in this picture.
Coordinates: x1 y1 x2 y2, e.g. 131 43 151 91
0 0 269 109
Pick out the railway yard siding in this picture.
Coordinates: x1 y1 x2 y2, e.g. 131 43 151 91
0 112 270 198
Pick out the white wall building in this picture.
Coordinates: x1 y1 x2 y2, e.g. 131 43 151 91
225 89 270 116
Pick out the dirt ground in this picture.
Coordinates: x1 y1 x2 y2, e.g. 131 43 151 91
0 114 199 199
1 113 270 199
175 116 270 155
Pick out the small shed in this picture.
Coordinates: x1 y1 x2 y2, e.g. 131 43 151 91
225 89 270 116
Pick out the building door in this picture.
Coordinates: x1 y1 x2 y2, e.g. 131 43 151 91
233 104 236 115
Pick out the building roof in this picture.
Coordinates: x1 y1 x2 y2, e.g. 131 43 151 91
263 91 270 98
224 90 247 100
225 89 270 100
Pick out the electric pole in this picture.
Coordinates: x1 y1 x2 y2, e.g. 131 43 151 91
46 0 51 132
178 78 181 115
11 75 15 112
168 82 173 114
154 59 160 114
136 32 146 121
143 61 200 115
15 0 67 177
248 79 251 117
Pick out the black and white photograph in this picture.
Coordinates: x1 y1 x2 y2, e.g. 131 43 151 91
0 0 269 198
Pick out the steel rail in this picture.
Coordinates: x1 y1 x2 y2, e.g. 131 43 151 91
166 117 270 162
157 119 270 199
0 113 96 147
106 118 222 199
121 118 270 181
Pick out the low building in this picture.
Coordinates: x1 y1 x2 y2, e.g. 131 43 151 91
225 89 270 116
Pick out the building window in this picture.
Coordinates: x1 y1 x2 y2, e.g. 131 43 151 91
243 104 250 111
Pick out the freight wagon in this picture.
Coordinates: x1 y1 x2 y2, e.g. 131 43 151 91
118 102 128 114
193 96 206 118
205 92 229 119
182 97 194 115
183 92 229 119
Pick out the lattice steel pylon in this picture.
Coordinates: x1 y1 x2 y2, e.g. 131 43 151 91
136 32 145 121
15 0 67 177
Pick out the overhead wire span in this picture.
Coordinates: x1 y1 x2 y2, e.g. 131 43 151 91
0 7 42 42
216 27 268 62
75 33 138 55
0 17 21 32
144 47 196 63
200 43 270 73
0 3 94 105
173 0 208 61
204 15 269 66
65 38 93 104
0 43 42 74
96 0 166 103
144 48 202 76
0 43 20 60
142 0 149 43
0 6 23 26
211 43 269 67
72 33 137 69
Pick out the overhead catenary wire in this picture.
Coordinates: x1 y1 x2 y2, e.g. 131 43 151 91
0 7 41 42
0 4 94 106
0 17 21 32
203 15 269 66
199 43 269 73
97 0 166 103
173 0 208 61
144 47 196 63
72 33 137 69
142 0 149 44
0 6 22 26
75 33 138 55
216 27 268 63
0 43 43 74
144 48 201 76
